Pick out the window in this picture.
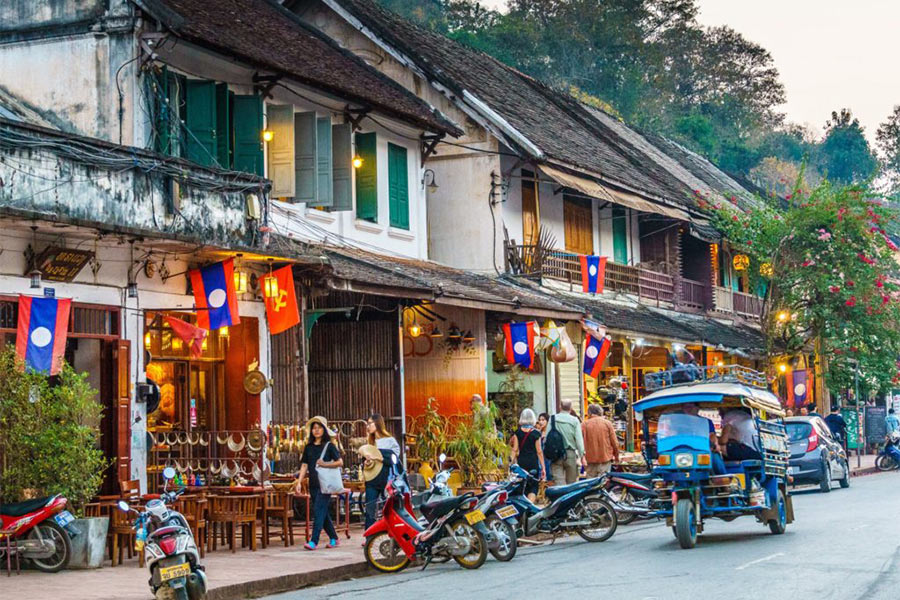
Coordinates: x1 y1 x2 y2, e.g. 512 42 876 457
388 143 409 229
612 207 628 264
355 132 378 222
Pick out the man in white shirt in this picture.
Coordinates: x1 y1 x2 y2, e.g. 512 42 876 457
550 399 585 484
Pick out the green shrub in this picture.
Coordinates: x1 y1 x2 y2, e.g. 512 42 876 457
0 347 108 513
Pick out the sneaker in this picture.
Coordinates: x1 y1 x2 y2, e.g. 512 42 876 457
304 542 316 551
327 538 339 548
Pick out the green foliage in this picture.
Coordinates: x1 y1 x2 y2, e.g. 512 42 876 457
817 109 878 185
413 398 448 469
708 182 900 394
493 364 531 439
877 105 900 194
0 347 108 512
446 402 506 486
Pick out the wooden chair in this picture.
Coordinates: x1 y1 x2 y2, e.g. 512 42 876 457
262 491 294 547
119 480 141 502
207 495 259 553
108 505 138 567
1 529 21 576
180 496 207 558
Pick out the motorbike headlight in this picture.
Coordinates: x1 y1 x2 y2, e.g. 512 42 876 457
674 453 694 468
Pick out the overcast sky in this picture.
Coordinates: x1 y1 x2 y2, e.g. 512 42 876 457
479 0 900 142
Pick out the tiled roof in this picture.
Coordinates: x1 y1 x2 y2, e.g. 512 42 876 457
139 0 461 136
323 247 584 317
331 0 751 216
660 311 766 353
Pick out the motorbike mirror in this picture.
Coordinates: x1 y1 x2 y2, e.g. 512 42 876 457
438 453 446 465
162 466 176 480
391 453 398 465
117 500 131 513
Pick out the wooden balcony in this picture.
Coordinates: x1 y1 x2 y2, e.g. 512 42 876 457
714 286 763 318
679 278 711 311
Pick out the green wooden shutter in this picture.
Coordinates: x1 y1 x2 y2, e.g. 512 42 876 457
294 112 317 203
331 123 353 211
215 83 231 169
355 132 378 222
612 207 628 264
313 117 333 207
185 80 217 167
232 95 263 175
170 72 186 158
388 143 409 229
152 66 169 155
266 105 295 198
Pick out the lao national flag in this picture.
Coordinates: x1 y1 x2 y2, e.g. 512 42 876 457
786 369 810 408
15 295 71 375
583 334 612 378
190 258 240 330
580 255 607 294
503 321 536 369
262 265 300 335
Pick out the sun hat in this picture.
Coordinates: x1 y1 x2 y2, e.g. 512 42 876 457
358 444 384 482
305 416 338 438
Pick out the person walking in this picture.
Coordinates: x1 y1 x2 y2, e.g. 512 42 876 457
549 399 585 484
295 416 343 550
536 412 553 483
367 413 401 459
581 404 619 477
824 405 848 444
509 408 545 501
886 408 900 435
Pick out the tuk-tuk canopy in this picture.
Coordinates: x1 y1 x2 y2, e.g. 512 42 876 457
634 382 784 417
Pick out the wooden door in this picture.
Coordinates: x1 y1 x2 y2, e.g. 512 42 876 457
115 340 132 486
521 169 539 246
563 194 593 255
612 207 628 264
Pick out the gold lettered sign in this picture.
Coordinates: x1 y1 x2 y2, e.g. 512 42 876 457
34 246 94 282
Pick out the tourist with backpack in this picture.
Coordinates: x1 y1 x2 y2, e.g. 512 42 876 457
545 399 585 484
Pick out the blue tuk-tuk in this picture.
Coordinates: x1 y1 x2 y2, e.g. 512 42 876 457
636 365 794 549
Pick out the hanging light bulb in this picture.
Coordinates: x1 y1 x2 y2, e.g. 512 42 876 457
144 331 152 350
352 155 363 169
261 129 274 142
220 326 229 338
408 322 422 338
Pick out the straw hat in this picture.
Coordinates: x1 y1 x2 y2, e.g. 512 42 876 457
358 444 384 482
305 416 338 438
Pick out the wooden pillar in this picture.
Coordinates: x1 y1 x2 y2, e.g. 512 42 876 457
814 336 829 413
622 338 634 452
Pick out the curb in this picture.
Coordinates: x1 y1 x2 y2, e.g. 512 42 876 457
850 467 879 478
208 561 374 600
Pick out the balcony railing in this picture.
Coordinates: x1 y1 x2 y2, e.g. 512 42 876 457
679 278 710 311
505 243 675 304
714 286 763 318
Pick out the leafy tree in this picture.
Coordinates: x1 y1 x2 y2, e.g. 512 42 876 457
876 105 900 193
816 109 879 184
707 182 900 395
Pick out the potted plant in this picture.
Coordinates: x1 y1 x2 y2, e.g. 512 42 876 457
411 398 448 481
446 402 507 490
0 348 109 568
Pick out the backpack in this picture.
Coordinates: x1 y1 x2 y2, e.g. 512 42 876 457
543 415 567 462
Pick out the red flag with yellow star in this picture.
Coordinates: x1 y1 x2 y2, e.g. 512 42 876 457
262 265 300 334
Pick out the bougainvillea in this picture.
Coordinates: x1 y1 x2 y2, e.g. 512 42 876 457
709 181 900 395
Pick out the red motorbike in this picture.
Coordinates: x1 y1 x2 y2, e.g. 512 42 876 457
363 459 488 573
0 494 74 572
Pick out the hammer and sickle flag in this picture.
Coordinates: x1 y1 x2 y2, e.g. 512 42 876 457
262 265 300 335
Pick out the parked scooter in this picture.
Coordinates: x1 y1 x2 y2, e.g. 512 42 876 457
504 465 618 542
363 455 488 573
876 430 900 471
604 471 656 525
0 494 76 572
118 467 207 600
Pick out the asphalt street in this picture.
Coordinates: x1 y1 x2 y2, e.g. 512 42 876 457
267 473 900 600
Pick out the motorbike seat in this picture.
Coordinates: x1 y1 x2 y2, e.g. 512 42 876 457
0 496 53 517
544 480 592 500
608 472 654 483
422 495 470 520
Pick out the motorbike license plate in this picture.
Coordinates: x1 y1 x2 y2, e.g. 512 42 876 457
159 563 190 582
465 509 486 525
53 510 75 528
495 505 519 519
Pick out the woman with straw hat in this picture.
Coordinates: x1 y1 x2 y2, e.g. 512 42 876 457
358 444 391 534
295 416 343 550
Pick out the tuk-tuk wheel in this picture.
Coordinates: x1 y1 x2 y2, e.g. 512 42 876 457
674 498 697 549
768 489 787 535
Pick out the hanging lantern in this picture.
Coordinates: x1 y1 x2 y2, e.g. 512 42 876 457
233 271 248 294
408 322 422 338
144 331 152 350
263 274 279 298
733 254 750 271
759 262 774 277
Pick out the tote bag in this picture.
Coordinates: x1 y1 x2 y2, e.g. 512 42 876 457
315 442 344 494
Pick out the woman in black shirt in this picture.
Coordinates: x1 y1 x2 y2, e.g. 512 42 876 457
509 408 545 501
296 416 343 550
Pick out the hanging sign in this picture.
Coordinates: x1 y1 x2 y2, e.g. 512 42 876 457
33 247 94 282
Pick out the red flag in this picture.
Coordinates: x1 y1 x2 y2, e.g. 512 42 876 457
262 265 300 335
579 255 607 294
165 316 208 358
16 295 71 375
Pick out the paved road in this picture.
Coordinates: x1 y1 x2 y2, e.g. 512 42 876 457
268 474 900 600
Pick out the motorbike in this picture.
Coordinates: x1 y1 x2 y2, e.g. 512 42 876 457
363 455 488 573
876 430 900 471
604 471 656 525
504 465 618 542
117 467 207 600
0 494 76 572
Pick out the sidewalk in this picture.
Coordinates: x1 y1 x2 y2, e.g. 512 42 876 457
849 452 878 477
0 528 371 600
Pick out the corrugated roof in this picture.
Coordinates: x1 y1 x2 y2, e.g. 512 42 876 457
138 0 461 136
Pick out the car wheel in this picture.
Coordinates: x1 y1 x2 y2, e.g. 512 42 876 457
838 460 850 488
819 460 832 493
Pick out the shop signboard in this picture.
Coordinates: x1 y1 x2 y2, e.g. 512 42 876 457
34 246 94 282
865 406 887 443
842 408 862 449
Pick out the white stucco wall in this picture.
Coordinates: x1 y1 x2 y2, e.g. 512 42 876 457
0 230 272 493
